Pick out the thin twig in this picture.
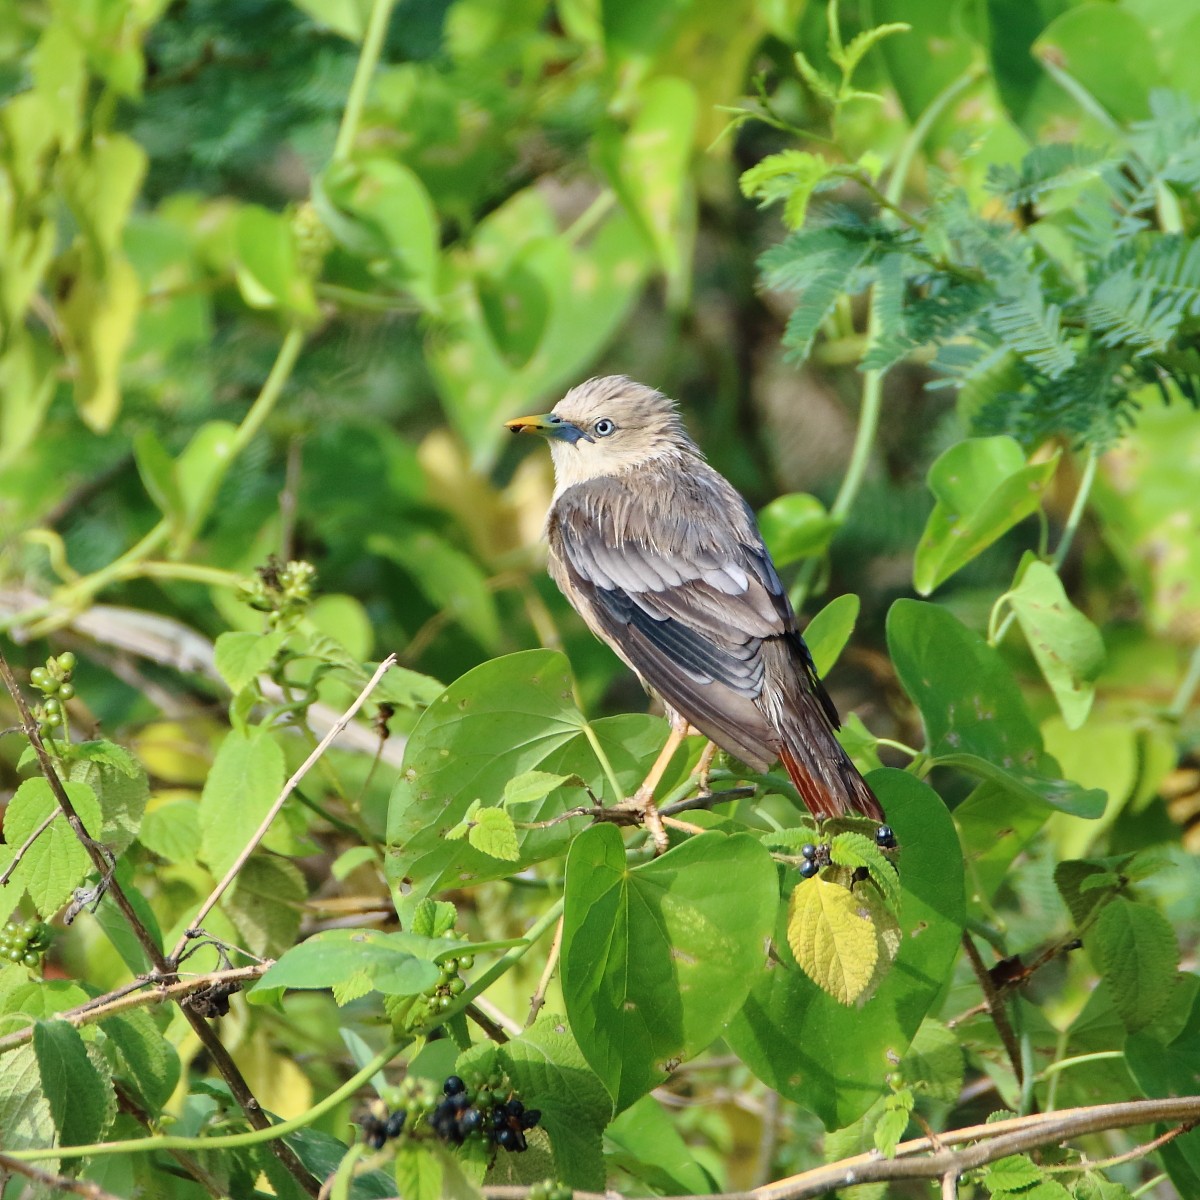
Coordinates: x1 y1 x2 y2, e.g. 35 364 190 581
0 807 60 886
1042 1120 1195 1174
0 1153 125 1200
961 931 1025 1090
168 654 396 965
0 965 270 1052
941 1170 959 1199
526 916 564 1028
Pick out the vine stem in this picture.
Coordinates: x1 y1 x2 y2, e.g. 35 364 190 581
331 0 396 162
792 61 985 610
990 444 1099 647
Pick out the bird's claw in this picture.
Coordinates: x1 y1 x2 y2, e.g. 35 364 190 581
620 788 670 855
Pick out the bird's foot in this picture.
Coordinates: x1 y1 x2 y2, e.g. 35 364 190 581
619 788 670 855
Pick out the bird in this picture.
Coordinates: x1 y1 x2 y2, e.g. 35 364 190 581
505 375 885 831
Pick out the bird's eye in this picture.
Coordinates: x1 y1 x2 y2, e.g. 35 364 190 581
594 418 616 437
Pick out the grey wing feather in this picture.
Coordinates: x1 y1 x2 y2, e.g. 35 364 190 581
548 466 804 768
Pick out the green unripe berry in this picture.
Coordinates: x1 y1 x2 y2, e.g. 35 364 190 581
58 682 75 701
459 954 475 970
29 668 49 689
448 977 465 995
44 711 62 728
4 922 18 936
22 951 40 968
57 652 76 672
43 697 60 715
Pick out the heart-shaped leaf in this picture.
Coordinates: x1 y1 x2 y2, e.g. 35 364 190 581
562 825 777 1112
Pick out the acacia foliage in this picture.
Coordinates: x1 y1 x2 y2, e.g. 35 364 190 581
1 1 1200 1199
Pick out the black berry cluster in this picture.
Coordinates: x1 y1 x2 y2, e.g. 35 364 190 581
797 842 828 879
0 919 51 969
358 1072 541 1155
28 652 76 741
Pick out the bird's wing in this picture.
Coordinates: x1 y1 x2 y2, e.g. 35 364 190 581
547 467 836 769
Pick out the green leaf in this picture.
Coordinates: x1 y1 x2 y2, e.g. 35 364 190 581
232 204 317 318
0 779 103 917
760 227 871 360
213 629 289 694
138 796 200 864
66 748 149 858
1126 981 1200 1195
599 76 697 304
504 771 575 807
887 600 1103 818
394 1144 442 1200
175 420 238 536
252 929 452 997
913 437 1059 595
740 150 839 230
198 729 286 879
33 1020 114 1146
290 0 374 40
561 826 777 1112
934 753 1105 819
387 652 669 897
1086 897 1179 1031
803 593 860 678
467 807 519 861
1055 856 1135 927
1006 561 1106 729
101 1010 181 1112
828 830 901 910
873 1090 912 1156
787 876 878 1006
497 1014 611 1190
606 1094 715 1194
726 770 965 1129
133 428 184 525
370 530 500 651
427 197 649 469
224 854 307 958
370 666 444 710
1033 6 1158 124
318 158 440 311
758 493 839 568
0 1044 56 1154
901 1018 963 1103
983 1154 1047 1193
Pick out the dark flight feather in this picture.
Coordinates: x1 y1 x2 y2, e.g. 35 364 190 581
547 458 885 822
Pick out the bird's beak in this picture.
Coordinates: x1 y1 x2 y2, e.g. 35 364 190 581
504 413 589 443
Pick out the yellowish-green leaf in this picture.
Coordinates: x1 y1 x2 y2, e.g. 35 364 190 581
787 876 878 1006
468 807 519 861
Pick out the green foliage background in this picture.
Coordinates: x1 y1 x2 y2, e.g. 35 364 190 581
1 0 1199 1197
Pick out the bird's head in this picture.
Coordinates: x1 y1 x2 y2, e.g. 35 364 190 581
505 375 699 491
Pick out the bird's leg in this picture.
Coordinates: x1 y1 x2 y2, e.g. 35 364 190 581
621 712 689 855
693 740 718 796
